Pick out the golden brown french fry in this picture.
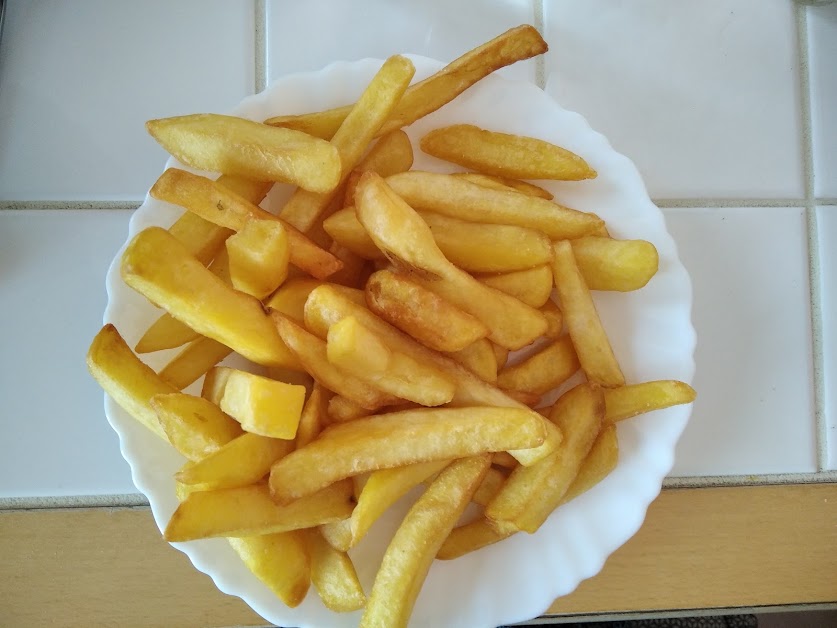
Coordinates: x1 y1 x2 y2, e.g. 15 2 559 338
497 335 580 396
165 480 353 542
266 25 547 140
356 172 547 349
386 171 604 240
176 432 295 490
306 530 366 612
491 343 510 369
269 406 545 503
219 370 307 439
360 455 490 628
121 227 299 369
478 265 553 308
322 208 385 260
319 518 353 553
471 466 508 507
295 384 326 449
279 56 416 232
159 336 233 391
327 395 372 423
365 270 488 352
571 236 659 291
604 380 696 423
226 219 290 299
560 423 618 504
351 460 450 547
485 383 604 534
502 388 542 407
421 124 596 180
150 168 343 280
326 244 369 287
492 451 519 470
229 532 310 608
201 366 233 405
134 314 200 354
150 392 242 461
453 172 553 200
436 518 509 560
551 240 624 387
541 299 564 339
358 130 414 176
445 338 498 384
265 278 323 323
146 114 341 192
86 324 175 440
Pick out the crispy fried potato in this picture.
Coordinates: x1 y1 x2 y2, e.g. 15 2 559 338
319 518 353 553
360 455 490 628
134 314 200 354
219 370 306 439
165 480 353 541
497 335 579 396
146 114 341 192
358 130 414 177
453 172 553 200
279 56 415 232
322 208 385 260
295 384 326 449
446 338 498 383
386 171 604 239
491 343 510 369
471 466 508 507
328 395 372 423
121 227 298 369
265 278 323 323
355 172 547 349
541 299 564 339
202 366 234 405
492 451 519 470
266 25 547 140
269 406 545 503
226 219 290 299
560 423 618 504
551 240 625 387
437 518 509 560
159 337 233 391
306 530 366 612
86 324 176 440
365 270 488 352
326 244 370 287
229 532 310 608
478 265 553 308
571 236 659 291
421 124 596 181
604 380 696 422
150 393 242 461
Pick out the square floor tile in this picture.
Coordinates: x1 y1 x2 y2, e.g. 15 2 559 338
816 206 837 469
808 3 837 198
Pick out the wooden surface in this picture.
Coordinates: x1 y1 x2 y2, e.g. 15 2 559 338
1 484 836 627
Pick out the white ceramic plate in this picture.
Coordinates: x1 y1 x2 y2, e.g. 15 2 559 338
103 55 696 628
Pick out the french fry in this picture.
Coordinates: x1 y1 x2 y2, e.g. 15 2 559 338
226 219 290 299
134 314 199 354
560 423 618 504
202 366 234 405
478 264 553 308
492 451 518 470
436 518 509 560
269 406 545 503
228 532 310 608
497 335 580 396
306 530 366 612
219 370 307 439
491 343 510 370
360 455 490 628
295 384 326 449
541 299 564 339
86 324 176 440
571 236 659 292
356 129 414 177
365 270 488 352
386 171 604 240
267 366 315 394
322 208 385 260
604 380 696 423
265 278 324 323
328 395 372 423
551 240 625 387
319 518 353 553
445 338 498 384
326 244 369 287
279 56 416 232
176 432 295 490
266 25 547 140
159 336 233 391
421 124 596 181
121 227 298 369
150 393 242 461
165 480 354 542
351 460 450 547
146 114 341 193
471 466 508 507
453 172 553 200
355 172 547 349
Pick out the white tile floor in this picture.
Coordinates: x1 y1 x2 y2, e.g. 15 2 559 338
807 3 837 198
816 207 837 470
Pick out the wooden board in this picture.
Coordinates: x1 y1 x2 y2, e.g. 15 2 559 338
1 484 836 627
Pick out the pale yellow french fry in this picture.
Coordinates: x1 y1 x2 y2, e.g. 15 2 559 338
279 56 416 232
604 380 696 423
551 240 624 387
571 236 659 292
265 278 324 323
323 208 385 260
326 244 370 287
541 299 564 339
219 370 307 439
226 219 290 300
445 338 498 384
201 366 234 405
358 130 414 176
453 172 553 200
471 466 508 507
327 395 372 423
319 518 353 553
478 265 553 308
295 384 327 449
134 314 200 354
360 455 490 628
560 423 618 504
229 532 310 608
437 518 509 560
150 392 242 461
497 335 580 396
158 337 233 391
306 529 366 612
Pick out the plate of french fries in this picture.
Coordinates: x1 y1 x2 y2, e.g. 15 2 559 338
88 25 696 628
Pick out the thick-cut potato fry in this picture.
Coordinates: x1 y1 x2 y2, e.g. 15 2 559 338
121 227 298 369
386 171 604 240
269 406 545 503
150 168 343 280
471 466 508 506
478 265 553 308
177 432 295 490
306 530 366 612
356 172 547 349
437 518 509 560
541 299 564 339
497 335 580 395
604 380 696 423
150 392 242 461
165 480 353 542
486 384 604 534
322 208 384 260
327 316 390 373
202 366 234 405
351 460 450 547
571 236 659 291
319 518 353 553
86 324 176 440
219 370 307 439
421 124 596 181
502 388 542 407
266 25 547 140
159 336 233 391
328 395 372 423
445 338 498 384
453 172 553 200
271 312 395 410
267 366 315 395
135 314 200 354
492 451 519 470
492 343 510 370
295 384 326 449
146 114 341 193
265 278 323 323
365 270 488 352
551 240 624 387
357 130 414 177
229 532 310 608
360 455 490 628
326 244 369 287
279 56 415 232
560 423 618 504
226 219 290 299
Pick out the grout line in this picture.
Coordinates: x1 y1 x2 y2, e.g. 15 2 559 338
254 0 267 93
653 198 806 208
664 469 837 489
0 494 148 510
818 198 837 205
0 200 141 210
533 0 546 89
796 3 815 203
